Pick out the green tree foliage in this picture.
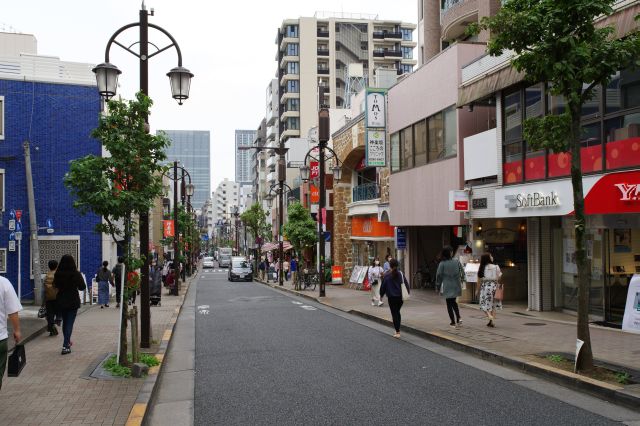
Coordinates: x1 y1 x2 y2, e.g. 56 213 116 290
471 0 640 370
240 203 270 271
64 92 170 366
283 202 317 256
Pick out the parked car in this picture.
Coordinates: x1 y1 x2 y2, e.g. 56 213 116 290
228 257 253 282
203 256 215 269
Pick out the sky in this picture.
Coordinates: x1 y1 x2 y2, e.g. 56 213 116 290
2 0 417 192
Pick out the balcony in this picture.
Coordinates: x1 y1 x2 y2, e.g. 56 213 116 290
317 48 330 56
372 32 385 40
441 0 479 41
352 183 380 202
384 50 403 58
317 29 329 38
373 50 385 58
384 31 402 40
267 171 277 184
266 155 277 170
317 68 329 75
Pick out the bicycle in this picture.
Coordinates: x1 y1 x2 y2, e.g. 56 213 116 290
297 270 318 291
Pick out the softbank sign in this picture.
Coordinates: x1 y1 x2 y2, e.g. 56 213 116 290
615 183 640 201
506 191 560 209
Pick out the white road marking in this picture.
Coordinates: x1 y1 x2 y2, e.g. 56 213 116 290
291 301 303 305
198 309 210 315
301 306 317 310
197 305 210 310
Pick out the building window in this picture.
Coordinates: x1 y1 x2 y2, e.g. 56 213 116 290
401 28 413 41
401 126 413 169
286 80 299 93
0 96 4 140
428 112 444 161
414 120 427 166
0 170 4 212
287 43 299 56
524 84 545 181
287 62 299 75
287 98 299 111
444 106 457 157
401 46 413 59
286 25 299 38
399 64 413 74
391 133 400 172
286 117 299 130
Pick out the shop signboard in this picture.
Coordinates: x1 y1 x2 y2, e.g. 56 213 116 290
395 227 406 249
622 274 640 334
448 190 469 212
163 220 175 238
331 265 343 284
366 130 386 167
464 262 480 283
365 89 386 128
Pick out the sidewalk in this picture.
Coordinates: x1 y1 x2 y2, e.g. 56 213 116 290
0 278 193 426
260 277 640 409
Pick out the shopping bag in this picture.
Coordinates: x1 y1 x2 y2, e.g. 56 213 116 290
8 344 26 377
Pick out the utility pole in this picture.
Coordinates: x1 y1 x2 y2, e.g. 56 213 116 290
317 87 329 297
23 141 43 305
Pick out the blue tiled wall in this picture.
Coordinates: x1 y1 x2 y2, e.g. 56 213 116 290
0 79 102 300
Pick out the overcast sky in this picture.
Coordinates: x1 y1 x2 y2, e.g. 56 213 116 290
3 0 417 191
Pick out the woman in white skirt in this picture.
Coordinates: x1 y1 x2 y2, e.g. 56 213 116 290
368 257 384 307
476 253 502 327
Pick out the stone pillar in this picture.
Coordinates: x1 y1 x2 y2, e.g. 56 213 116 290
333 183 353 283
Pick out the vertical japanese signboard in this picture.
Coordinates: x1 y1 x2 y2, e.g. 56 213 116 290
365 88 387 167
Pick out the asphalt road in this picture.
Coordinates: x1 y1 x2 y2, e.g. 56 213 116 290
194 270 620 426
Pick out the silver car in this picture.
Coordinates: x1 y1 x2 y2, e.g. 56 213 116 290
203 256 215 269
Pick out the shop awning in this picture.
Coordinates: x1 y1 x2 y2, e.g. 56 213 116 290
458 65 525 106
260 241 293 252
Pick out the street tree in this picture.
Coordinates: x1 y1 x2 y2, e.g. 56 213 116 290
470 0 640 370
64 92 170 366
240 202 269 271
283 202 317 260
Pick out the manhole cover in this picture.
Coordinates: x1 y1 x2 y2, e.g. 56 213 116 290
523 322 546 326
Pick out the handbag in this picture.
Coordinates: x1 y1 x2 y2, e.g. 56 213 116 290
37 304 47 319
400 271 410 301
494 284 504 301
8 344 26 377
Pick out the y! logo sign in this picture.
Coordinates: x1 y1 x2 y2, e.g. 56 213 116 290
615 183 640 201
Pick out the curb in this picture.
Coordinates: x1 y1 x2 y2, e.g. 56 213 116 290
125 277 194 426
258 279 640 413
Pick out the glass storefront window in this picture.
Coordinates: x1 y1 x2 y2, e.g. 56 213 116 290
428 112 444 161
413 120 427 167
604 112 640 170
444 106 457 157
605 68 640 114
390 132 400 172
504 90 522 143
401 126 413 169
504 142 523 183
582 83 601 117
525 84 543 119
547 91 566 115
580 122 602 173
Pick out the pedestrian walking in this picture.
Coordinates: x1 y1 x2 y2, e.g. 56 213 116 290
112 256 125 308
264 258 271 282
283 258 290 282
44 260 59 336
477 253 503 327
150 262 163 306
436 246 463 329
166 267 176 295
1 275 21 391
274 258 280 282
290 256 298 288
96 261 113 308
383 254 392 273
55 254 86 355
379 258 409 338
368 257 384 307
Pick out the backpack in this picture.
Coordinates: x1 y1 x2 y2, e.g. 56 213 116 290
44 271 58 301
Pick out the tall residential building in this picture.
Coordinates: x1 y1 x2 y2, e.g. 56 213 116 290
276 12 417 145
160 130 211 208
212 178 240 225
235 130 256 185
418 0 501 64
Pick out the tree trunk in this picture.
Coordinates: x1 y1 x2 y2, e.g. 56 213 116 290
569 103 594 371
130 306 139 364
119 217 131 367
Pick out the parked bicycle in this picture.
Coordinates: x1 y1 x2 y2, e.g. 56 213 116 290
296 269 319 291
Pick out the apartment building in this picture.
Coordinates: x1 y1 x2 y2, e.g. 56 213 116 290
276 12 417 148
235 129 256 185
212 179 240 224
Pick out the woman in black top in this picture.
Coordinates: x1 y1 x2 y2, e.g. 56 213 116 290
55 255 86 355
380 258 410 338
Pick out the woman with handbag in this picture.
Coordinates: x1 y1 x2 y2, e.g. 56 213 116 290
476 253 503 328
368 257 384 307
379 258 409 338
55 254 86 355
436 246 463 329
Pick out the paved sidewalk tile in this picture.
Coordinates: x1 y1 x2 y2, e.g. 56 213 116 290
271 279 640 372
0 280 191 426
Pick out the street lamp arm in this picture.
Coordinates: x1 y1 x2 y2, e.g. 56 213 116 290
105 22 184 66
303 146 340 167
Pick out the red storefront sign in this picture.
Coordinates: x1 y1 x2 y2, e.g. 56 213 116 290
351 216 395 238
163 220 175 237
310 185 320 203
583 170 640 214
310 161 319 179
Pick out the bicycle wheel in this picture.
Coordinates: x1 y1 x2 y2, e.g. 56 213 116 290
310 274 318 291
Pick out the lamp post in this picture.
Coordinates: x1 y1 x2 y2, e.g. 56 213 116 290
92 4 193 349
162 161 193 296
265 182 292 286
300 86 342 297
232 206 240 254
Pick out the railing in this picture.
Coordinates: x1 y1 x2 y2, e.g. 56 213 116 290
384 32 402 39
373 50 385 58
373 32 385 39
317 68 329 74
352 183 380 202
385 50 403 58
441 0 466 13
317 29 330 38
317 48 330 56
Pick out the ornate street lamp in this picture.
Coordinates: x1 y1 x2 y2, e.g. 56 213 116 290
92 62 121 99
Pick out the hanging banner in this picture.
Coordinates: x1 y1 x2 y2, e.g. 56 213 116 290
365 89 386 128
366 130 386 167
310 161 319 179
163 220 175 238
622 274 640 334
310 185 320 204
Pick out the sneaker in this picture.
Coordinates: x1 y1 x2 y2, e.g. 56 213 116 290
487 320 494 328
457 320 463 326
450 323 457 329
377 302 384 307
371 301 376 306
61 347 71 355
